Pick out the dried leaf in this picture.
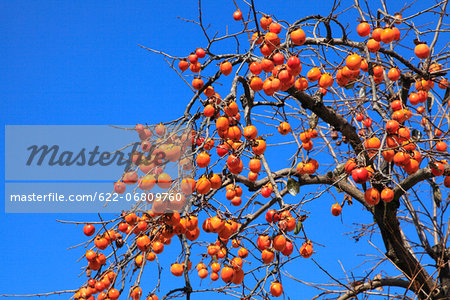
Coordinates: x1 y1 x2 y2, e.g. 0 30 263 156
429 91 435 107
358 86 366 99
427 93 433 114
308 113 319 129
333 163 346 177
287 178 300 196
411 129 422 141
433 184 442 208
294 219 303 235
374 274 383 291
444 87 450 106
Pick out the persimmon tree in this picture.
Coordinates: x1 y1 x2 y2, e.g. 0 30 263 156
30 1 450 299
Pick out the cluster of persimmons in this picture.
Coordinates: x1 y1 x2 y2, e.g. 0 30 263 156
73 5 449 300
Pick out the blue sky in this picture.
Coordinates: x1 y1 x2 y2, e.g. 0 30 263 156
0 0 443 299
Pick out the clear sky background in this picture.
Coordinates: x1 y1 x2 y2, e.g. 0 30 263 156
0 0 443 299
